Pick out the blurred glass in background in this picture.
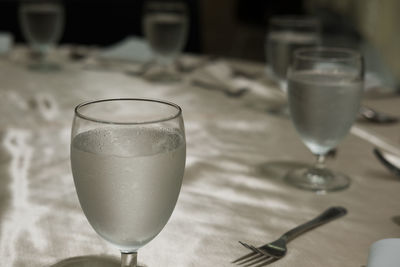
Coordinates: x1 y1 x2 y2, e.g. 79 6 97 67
266 16 321 90
0 0 396 91
142 0 189 82
19 0 64 71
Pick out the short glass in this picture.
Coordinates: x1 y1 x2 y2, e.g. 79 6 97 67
285 47 364 193
70 98 186 266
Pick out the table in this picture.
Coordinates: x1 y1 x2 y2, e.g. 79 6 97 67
0 46 399 267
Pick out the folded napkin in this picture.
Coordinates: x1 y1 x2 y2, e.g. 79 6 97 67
97 36 152 63
191 61 240 93
367 238 400 267
191 61 285 101
81 36 153 74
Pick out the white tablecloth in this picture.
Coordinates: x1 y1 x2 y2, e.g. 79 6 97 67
0 47 399 267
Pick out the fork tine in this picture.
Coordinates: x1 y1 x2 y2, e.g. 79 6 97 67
239 241 265 262
232 241 258 263
250 245 267 255
239 241 256 251
232 241 260 265
231 251 257 263
250 245 273 258
242 245 272 266
238 255 264 266
233 242 271 266
243 254 271 267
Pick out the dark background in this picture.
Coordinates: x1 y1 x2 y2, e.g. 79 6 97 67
0 0 397 88
0 0 201 49
0 0 363 63
0 0 311 56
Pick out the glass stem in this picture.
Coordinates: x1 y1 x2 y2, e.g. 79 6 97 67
315 154 326 169
39 53 46 64
37 46 48 63
121 251 137 267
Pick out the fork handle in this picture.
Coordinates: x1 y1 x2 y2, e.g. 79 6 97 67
282 206 347 242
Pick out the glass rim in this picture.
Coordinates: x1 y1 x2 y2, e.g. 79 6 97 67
74 98 182 125
293 47 362 62
269 15 320 27
19 1 64 7
144 1 188 11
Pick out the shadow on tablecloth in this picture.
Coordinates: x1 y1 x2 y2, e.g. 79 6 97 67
255 160 310 182
50 255 119 267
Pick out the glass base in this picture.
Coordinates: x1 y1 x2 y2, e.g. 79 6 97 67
28 61 61 72
142 64 181 83
284 166 350 193
50 255 120 267
266 103 290 117
277 79 287 93
50 255 146 267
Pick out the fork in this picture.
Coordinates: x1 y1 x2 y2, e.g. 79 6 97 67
232 206 347 266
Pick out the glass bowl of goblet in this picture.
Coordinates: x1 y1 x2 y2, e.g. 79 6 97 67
266 16 321 91
19 0 64 71
285 47 364 193
70 98 186 266
142 0 189 82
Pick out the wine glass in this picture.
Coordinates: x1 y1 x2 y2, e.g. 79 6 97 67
266 16 321 91
285 47 364 193
142 0 189 82
70 98 186 266
19 0 65 71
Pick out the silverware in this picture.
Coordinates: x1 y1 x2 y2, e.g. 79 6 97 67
360 106 399 124
233 206 347 266
373 148 400 177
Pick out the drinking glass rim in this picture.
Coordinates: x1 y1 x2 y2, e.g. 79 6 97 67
144 1 188 12
74 98 182 125
293 47 362 62
269 15 320 27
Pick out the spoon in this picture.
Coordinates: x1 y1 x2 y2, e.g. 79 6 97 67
373 148 400 177
360 106 399 124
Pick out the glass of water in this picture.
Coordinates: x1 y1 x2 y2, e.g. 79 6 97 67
142 0 189 81
70 98 186 266
266 16 321 91
19 0 64 71
285 47 363 193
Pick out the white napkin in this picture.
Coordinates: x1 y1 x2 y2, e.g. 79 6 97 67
191 61 241 94
97 36 152 63
0 32 13 54
191 61 286 101
367 238 400 267
82 36 153 74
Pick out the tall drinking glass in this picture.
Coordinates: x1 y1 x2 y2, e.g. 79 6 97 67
19 0 64 71
266 16 321 91
142 0 189 81
70 98 186 266
285 47 363 192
